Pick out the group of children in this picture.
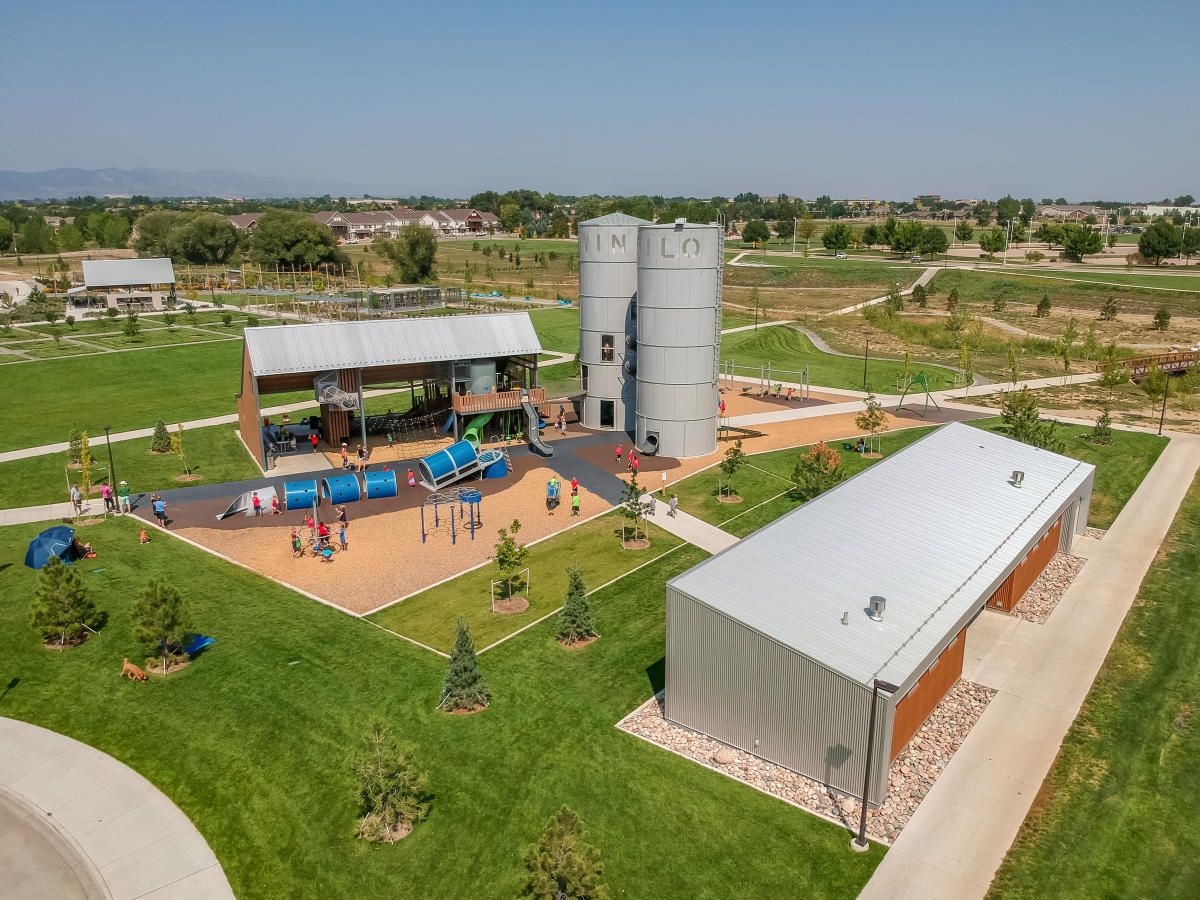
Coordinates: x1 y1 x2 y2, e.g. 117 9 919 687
614 442 640 475
250 491 282 516
340 443 369 472
290 504 350 562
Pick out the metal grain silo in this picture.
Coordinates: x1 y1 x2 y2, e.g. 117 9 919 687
635 219 722 458
577 213 649 433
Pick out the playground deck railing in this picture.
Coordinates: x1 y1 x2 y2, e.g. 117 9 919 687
453 387 546 415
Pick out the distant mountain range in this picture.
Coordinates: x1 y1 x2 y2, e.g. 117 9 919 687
0 167 360 200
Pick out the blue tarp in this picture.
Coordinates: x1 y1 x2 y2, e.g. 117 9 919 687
24 526 75 569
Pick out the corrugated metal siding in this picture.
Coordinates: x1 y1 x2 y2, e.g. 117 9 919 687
669 423 1097 689
666 588 891 805
1059 499 1079 552
244 313 542 376
82 258 175 287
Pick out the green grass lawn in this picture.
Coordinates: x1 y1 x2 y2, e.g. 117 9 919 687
991 269 1200 292
721 325 958 391
673 428 936 537
930 269 1200 316
368 514 684 652
989 477 1200 898
0 423 262 508
0 340 105 359
966 420 1167 528
724 256 923 291
0 341 245 452
535 360 581 401
0 518 882 897
84 327 237 350
526 307 580 354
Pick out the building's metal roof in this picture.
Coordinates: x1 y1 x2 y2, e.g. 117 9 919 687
578 213 651 227
669 422 1095 688
244 312 543 376
82 258 175 287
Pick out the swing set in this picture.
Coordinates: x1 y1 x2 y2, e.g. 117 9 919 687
895 372 941 419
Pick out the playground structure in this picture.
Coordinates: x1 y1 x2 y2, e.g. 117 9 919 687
417 439 509 490
720 359 812 400
419 488 483 544
237 314 544 472
546 479 561 512
896 372 942 418
216 486 280 520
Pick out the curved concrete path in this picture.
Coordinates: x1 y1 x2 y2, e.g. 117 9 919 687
788 325 990 385
0 717 234 899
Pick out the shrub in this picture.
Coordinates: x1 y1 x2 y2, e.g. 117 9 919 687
1000 387 1064 452
1024 250 1045 262
991 295 1007 313
1035 294 1052 317
246 314 259 327
1099 296 1118 321
557 569 596 645
790 442 845 500
122 309 141 338
1153 306 1171 330
1088 406 1114 444
350 721 430 843
67 423 83 464
440 618 490 711
221 311 234 326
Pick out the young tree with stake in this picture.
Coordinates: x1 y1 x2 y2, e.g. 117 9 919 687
619 475 654 542
719 440 746 498
494 519 528 600
132 577 193 674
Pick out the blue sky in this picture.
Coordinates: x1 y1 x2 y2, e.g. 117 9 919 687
6 0 1197 200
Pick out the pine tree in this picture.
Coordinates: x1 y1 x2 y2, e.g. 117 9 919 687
1036 294 1052 317
67 423 83 465
558 569 596 645
132 577 192 674
150 419 172 453
351 721 430 843
440 617 490 710
30 555 96 649
522 807 608 900
1099 296 1119 322
1090 405 1114 444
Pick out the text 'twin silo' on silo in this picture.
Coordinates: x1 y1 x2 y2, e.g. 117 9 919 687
635 219 723 458
577 212 649 433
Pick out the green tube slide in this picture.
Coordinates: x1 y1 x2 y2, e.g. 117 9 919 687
462 412 494 448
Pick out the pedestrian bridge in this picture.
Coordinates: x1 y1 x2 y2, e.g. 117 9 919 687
1098 350 1199 380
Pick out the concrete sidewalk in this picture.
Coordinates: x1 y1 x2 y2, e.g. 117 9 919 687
648 498 739 555
859 432 1200 899
0 717 234 899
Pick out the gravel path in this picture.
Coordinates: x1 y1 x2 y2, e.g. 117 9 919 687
619 679 995 844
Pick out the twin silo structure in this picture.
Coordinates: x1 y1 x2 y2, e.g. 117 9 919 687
577 216 722 459
578 213 647 434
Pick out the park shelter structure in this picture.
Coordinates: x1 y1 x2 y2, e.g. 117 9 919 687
81 258 176 310
236 313 543 470
664 422 1094 806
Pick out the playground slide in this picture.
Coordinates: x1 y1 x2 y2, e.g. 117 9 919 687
521 398 554 457
462 412 493 448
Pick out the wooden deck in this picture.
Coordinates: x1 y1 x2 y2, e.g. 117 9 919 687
452 387 545 415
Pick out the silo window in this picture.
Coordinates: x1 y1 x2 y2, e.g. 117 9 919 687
600 400 614 428
581 365 589 391
601 337 614 362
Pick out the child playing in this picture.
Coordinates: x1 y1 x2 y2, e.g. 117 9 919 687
139 527 150 544
339 524 348 551
615 443 623 464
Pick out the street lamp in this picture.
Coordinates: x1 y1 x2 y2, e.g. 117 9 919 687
103 425 116 495
852 677 899 852
1002 217 1015 266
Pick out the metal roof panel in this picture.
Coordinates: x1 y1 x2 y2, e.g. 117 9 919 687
82 258 175 287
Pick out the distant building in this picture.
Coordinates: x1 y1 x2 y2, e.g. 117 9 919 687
913 194 941 207
1035 203 1101 221
1139 204 1200 219
232 208 503 241
42 216 76 229
82 258 176 311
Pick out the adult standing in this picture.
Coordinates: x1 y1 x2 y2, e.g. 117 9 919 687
100 481 115 514
69 483 82 515
117 480 131 514
153 494 167 528
668 493 678 517
357 444 368 472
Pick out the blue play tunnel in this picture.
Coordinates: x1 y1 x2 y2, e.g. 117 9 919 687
363 469 398 500
284 479 319 510
321 474 362 504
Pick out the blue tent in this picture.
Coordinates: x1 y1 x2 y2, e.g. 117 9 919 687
24 526 75 569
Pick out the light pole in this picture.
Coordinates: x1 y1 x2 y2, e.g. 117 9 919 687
103 425 116 498
862 339 870 391
1159 373 1170 436
1002 217 1015 266
792 217 798 255
852 678 899 852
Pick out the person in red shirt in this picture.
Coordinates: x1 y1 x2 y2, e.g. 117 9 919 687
310 432 319 451
615 443 623 464
570 476 579 493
